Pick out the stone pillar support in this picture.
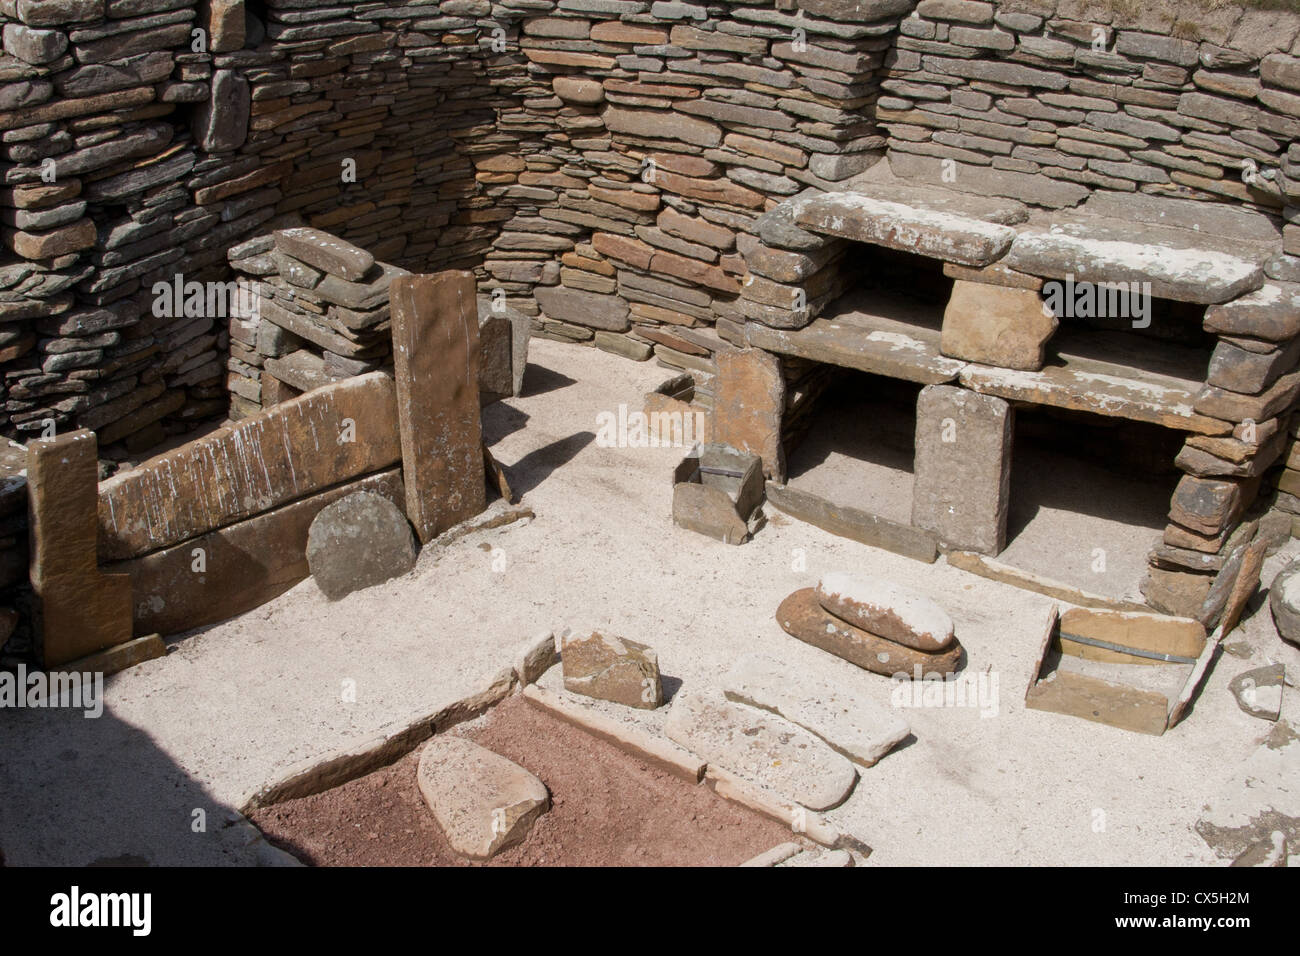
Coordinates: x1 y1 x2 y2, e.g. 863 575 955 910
912 384 1013 555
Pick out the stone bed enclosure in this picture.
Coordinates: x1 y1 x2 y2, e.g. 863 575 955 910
3 0 1300 658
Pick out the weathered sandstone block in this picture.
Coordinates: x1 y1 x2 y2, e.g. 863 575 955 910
912 384 1013 555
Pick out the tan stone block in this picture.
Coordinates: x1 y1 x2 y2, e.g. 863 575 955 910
940 279 1056 371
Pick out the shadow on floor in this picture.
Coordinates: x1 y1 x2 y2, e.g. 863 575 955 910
505 431 595 498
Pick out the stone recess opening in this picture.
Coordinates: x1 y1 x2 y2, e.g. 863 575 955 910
785 370 922 528
1000 408 1185 600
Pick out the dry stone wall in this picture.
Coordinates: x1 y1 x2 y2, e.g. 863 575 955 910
880 0 1300 221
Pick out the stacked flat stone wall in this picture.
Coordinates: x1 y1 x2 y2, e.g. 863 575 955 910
880 0 1300 220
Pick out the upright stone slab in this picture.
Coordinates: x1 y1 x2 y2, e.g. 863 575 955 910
29 430 132 666
390 271 486 543
713 348 786 479
98 372 401 561
912 384 1013 555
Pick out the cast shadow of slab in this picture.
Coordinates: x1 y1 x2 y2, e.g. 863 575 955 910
505 431 594 498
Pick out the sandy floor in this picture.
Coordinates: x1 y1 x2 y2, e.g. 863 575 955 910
3 337 1298 866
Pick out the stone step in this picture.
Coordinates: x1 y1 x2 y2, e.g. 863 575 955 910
664 689 858 811
792 182 1028 267
1004 213 1266 305
722 653 910 767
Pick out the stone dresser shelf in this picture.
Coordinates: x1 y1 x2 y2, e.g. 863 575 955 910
743 287 964 385
960 327 1229 436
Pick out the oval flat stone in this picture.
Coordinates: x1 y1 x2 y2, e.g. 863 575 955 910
815 572 955 651
779 587 962 677
664 689 858 811
416 736 549 860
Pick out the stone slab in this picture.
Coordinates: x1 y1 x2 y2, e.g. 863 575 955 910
777 587 963 677
29 430 132 666
1004 215 1266 305
104 469 404 637
390 272 486 544
912 384 1013 555
959 346 1230 435
274 227 374 282
722 653 910 767
815 572 956 651
416 735 549 860
664 688 858 811
98 372 400 561
764 482 939 563
712 348 785 479
793 188 1022 267
744 287 967 384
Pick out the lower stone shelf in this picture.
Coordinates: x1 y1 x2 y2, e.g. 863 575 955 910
743 288 1231 435
743 288 963 385
961 327 1228 435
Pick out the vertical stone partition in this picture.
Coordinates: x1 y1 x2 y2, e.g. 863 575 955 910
390 271 486 544
28 430 131 667
912 384 1014 556
713 349 787 480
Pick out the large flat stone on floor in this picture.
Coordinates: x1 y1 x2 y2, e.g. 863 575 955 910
416 735 549 860
723 653 909 767
793 187 1023 267
912 384 1013 555
815 572 955 652
664 689 858 811
306 491 417 601
98 372 401 561
1194 721 1300 862
560 630 662 709
1004 215 1265 304
777 587 962 677
29 430 132 666
390 271 486 544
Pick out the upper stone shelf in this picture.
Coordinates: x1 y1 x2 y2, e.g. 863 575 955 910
789 180 1279 305
793 182 1029 268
